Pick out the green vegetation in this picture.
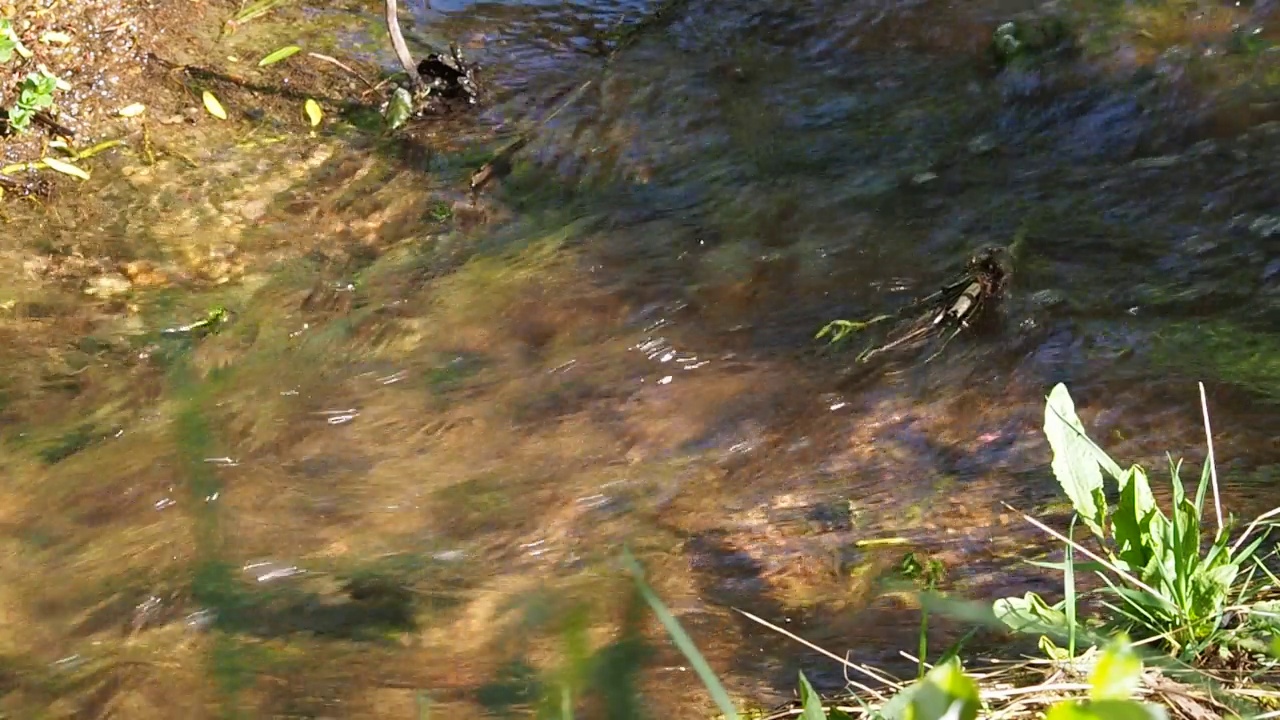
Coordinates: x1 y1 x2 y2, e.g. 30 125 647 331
0 18 31 64
994 384 1278 663
1152 321 1280 404
505 383 1280 720
6 68 64 133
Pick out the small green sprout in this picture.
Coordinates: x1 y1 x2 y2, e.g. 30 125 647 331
7 69 64 133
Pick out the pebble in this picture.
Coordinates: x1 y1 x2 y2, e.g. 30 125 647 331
84 273 132 297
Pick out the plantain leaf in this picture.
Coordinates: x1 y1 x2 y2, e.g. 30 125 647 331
1044 384 1111 538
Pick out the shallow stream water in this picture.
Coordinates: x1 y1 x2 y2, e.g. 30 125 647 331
2 0 1280 716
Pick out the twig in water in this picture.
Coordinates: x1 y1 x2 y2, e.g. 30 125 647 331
307 52 377 90
733 607 901 698
34 110 75 137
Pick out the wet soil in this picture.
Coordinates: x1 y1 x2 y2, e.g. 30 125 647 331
1 0 221 165
2 0 1280 718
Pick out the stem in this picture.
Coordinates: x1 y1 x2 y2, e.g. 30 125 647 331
918 597 928 680
384 0 422 90
1199 382 1224 536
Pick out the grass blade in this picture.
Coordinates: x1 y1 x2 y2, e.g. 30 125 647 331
1198 382 1223 536
1066 515 1078 658
622 550 739 720
232 0 289 24
258 44 301 67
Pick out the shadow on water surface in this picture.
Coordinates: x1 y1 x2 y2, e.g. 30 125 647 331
2 0 1280 716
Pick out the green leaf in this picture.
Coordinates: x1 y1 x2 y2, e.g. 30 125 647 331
1089 637 1143 701
904 659 979 720
202 90 228 120
1044 384 1111 537
304 98 323 127
1038 636 1072 662
622 550 739 720
0 19 31 61
258 45 301 67
7 105 34 132
1045 700 1168 720
41 156 90 180
993 592 1069 636
385 87 413 130
797 671 827 720
32 71 58 95
1113 465 1160 573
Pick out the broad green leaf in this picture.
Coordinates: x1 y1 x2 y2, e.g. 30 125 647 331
622 550 739 720
900 659 979 720
42 157 89 180
1045 700 1168 720
1044 384 1109 537
385 86 413 130
202 90 228 120
304 98 323 127
1089 637 1143 701
797 671 827 720
258 45 301 67
1113 466 1159 572
994 592 1069 636
1195 563 1238 605
118 102 146 117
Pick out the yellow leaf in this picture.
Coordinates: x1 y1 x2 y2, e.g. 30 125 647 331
202 91 228 120
118 103 146 118
39 30 72 45
304 98 322 127
42 157 90 180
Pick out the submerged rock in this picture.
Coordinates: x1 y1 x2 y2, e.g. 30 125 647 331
991 15 1076 70
84 273 132 297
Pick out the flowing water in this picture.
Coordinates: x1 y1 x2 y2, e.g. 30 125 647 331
2 0 1280 716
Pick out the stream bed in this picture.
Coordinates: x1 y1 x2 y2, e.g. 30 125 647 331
1 0 1279 716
